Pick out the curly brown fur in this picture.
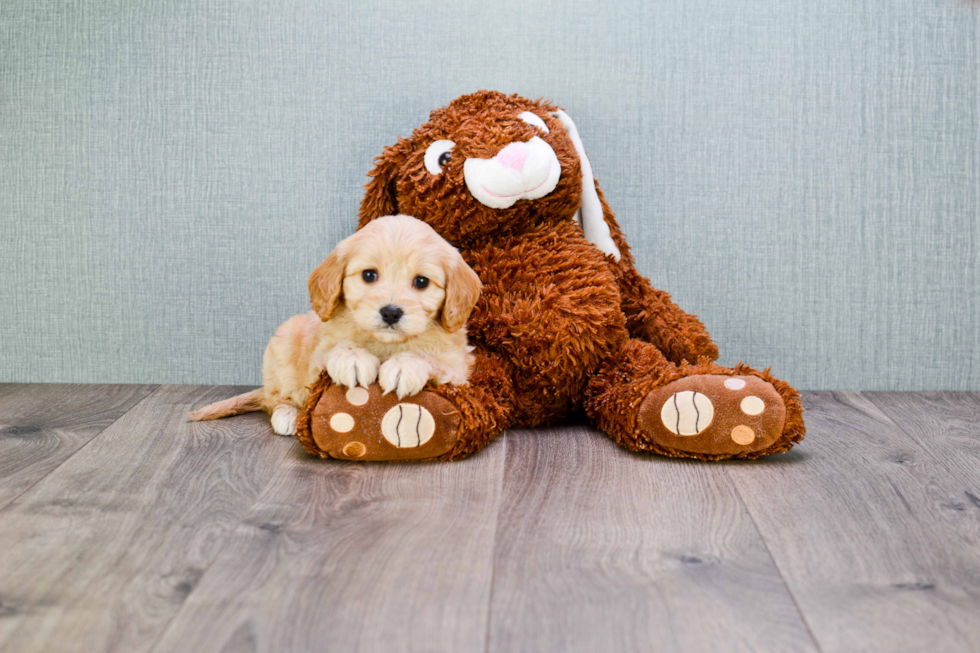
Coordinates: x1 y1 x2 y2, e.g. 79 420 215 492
429 348 516 460
294 373 331 457
462 221 628 426
299 90 804 461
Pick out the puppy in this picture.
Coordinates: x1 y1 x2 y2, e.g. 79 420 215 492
189 214 482 435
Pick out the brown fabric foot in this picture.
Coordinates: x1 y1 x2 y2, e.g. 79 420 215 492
295 350 516 462
638 374 786 457
586 339 805 460
297 381 460 461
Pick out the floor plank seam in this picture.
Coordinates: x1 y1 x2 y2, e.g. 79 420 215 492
726 467 826 653
482 431 508 653
0 384 160 514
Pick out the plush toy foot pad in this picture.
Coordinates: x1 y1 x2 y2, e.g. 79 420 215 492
638 374 786 457
310 383 460 461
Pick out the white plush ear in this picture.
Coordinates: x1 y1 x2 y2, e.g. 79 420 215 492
550 110 621 261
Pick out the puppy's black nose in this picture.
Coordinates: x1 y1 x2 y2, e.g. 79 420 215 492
379 304 403 326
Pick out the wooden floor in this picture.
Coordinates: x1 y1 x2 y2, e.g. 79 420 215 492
0 386 979 652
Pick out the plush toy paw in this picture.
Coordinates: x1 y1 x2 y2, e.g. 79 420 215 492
307 383 461 461
637 374 786 457
321 343 380 389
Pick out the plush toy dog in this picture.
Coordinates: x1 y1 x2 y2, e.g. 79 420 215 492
294 90 805 462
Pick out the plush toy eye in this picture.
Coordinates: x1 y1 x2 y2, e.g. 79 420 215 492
362 269 378 283
424 140 456 175
518 111 549 134
413 275 429 290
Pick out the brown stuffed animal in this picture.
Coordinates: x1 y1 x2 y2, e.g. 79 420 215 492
294 90 805 462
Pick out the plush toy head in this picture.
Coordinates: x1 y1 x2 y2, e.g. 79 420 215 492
359 90 621 259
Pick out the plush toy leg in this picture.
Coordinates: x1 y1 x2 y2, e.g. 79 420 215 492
585 339 805 460
294 350 515 462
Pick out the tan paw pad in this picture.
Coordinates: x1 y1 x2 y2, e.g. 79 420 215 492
731 425 755 445
660 391 714 436
345 387 370 406
342 441 367 458
740 396 765 415
724 378 746 390
381 404 436 448
329 412 355 433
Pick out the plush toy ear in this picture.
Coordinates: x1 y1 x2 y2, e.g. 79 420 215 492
549 110 622 261
440 254 483 333
358 140 409 228
308 243 348 321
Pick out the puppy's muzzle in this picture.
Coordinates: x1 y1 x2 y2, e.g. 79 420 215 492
379 304 403 326
463 136 561 209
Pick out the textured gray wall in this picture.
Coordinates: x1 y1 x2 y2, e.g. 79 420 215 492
1 0 978 390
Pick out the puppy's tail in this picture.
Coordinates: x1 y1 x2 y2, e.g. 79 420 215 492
189 389 264 421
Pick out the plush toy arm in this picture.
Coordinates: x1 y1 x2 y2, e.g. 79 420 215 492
610 257 719 364
595 185 719 365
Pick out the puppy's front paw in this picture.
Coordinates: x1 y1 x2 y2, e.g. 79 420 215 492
325 345 379 389
379 356 431 399
271 405 299 436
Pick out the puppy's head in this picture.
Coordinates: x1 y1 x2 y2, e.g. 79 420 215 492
356 91 621 260
309 215 481 343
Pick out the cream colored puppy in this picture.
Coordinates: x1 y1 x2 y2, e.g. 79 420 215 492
189 215 482 435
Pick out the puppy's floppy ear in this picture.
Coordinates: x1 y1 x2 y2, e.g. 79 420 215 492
358 139 410 229
549 110 622 261
308 242 348 321
440 254 482 333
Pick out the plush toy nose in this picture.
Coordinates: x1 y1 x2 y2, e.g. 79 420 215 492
495 142 530 171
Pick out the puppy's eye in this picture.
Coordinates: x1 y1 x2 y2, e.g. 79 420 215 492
424 140 455 175
413 275 429 290
518 111 549 134
361 269 378 283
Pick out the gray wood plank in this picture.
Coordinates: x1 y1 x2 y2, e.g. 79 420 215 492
487 426 817 653
866 392 980 490
151 437 507 653
0 385 294 653
727 391 980 653
0 384 21 402
0 384 156 510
